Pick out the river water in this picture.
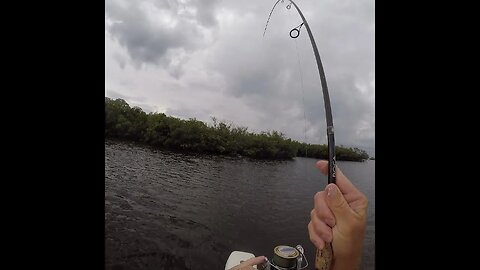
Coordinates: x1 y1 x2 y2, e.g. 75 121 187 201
105 141 375 269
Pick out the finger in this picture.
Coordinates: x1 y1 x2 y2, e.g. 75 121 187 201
230 256 266 270
315 160 361 196
315 160 329 175
325 183 356 223
308 221 325 249
310 209 333 243
313 191 336 227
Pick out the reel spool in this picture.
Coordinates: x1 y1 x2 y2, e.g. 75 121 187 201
265 245 307 270
272 245 299 268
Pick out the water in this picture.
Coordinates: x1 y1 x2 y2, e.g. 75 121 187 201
105 141 375 269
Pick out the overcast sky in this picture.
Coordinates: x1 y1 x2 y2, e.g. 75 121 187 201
105 0 375 155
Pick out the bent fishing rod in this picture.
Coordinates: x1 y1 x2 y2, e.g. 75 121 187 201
264 1 336 269
264 0 336 185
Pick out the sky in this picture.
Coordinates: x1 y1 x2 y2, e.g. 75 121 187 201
105 0 375 156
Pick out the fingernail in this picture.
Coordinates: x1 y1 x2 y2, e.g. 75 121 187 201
327 185 337 197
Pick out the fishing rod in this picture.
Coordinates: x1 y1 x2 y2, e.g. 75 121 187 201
263 1 336 269
289 0 336 185
264 0 336 185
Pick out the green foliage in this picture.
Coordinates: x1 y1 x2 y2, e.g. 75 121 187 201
335 146 369 161
105 98 369 161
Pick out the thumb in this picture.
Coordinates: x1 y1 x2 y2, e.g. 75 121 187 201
325 184 354 222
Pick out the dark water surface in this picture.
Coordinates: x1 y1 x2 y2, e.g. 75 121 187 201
105 141 375 269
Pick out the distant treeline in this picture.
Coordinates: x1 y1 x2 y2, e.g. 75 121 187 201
105 98 369 161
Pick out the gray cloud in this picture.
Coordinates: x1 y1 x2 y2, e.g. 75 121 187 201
106 89 145 102
193 0 219 27
106 89 158 113
105 0 375 155
105 0 220 72
112 52 126 69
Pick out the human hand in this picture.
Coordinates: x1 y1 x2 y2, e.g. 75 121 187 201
228 256 267 270
308 160 368 270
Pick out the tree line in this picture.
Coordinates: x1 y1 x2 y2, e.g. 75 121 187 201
105 97 369 161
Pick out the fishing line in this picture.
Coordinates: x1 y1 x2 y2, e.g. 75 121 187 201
263 0 283 37
293 37 308 158
285 3 308 157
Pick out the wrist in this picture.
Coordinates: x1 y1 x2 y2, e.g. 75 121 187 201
331 255 361 270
